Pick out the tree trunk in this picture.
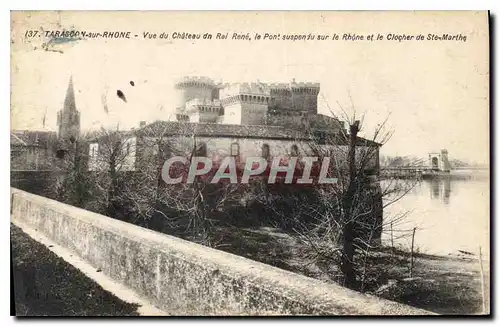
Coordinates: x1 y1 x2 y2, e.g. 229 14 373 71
107 147 118 217
340 121 360 289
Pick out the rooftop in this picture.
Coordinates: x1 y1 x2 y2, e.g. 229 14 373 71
138 120 303 140
137 120 381 147
10 130 57 147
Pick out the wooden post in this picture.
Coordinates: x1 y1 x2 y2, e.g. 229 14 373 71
478 246 486 314
35 148 39 171
409 227 416 278
390 222 394 252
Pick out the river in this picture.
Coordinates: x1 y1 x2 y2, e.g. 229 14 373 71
382 170 490 257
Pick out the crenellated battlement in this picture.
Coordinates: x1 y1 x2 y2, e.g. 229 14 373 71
186 98 222 107
174 76 217 89
185 98 224 115
268 81 320 94
220 94 271 106
268 82 320 88
267 108 309 116
220 82 271 98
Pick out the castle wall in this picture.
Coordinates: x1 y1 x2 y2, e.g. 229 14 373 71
269 92 318 113
189 111 221 124
222 104 243 124
241 102 268 125
200 137 304 162
266 112 307 129
222 102 269 125
268 84 320 114
212 87 220 100
221 96 269 125
142 135 379 173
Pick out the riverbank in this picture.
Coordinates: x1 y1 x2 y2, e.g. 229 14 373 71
369 248 489 314
209 226 489 315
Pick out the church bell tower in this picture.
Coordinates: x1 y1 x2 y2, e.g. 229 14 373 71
57 76 80 142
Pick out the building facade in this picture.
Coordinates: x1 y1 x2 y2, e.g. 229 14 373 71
10 131 57 171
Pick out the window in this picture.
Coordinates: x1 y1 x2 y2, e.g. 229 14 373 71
89 143 99 168
56 149 66 159
195 142 207 157
313 131 327 144
153 144 160 155
262 143 270 159
230 142 240 157
290 144 299 157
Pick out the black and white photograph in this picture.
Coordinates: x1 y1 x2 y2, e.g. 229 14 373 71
9 10 490 316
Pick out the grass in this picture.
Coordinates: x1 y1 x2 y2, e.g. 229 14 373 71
11 224 140 316
209 225 489 315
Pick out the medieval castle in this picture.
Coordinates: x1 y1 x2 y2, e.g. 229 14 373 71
173 76 330 128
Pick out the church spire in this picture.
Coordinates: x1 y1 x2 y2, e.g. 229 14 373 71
57 75 80 141
63 75 76 113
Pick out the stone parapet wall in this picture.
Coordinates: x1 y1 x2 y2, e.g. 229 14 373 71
11 188 433 316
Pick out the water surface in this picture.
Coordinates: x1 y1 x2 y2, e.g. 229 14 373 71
382 170 490 257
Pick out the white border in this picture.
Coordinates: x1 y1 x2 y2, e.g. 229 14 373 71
3 1 497 325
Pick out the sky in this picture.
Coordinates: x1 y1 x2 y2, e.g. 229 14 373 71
11 11 489 164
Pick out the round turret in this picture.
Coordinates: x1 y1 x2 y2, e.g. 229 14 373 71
174 76 217 110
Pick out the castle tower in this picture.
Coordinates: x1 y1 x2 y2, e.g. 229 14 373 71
57 76 80 142
184 99 223 123
268 79 320 113
174 76 217 111
267 79 320 128
219 83 270 125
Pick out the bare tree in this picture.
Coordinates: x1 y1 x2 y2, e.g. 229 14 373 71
123 120 244 246
65 127 135 218
258 100 418 291
55 133 94 207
